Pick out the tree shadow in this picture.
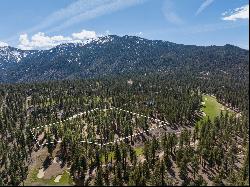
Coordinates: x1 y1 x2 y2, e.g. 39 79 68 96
141 134 147 142
43 155 52 170
170 124 178 130
168 167 176 178
171 154 176 161
60 159 66 168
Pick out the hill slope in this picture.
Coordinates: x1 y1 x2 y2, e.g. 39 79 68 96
0 35 248 83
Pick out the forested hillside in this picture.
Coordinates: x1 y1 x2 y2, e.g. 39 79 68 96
0 35 248 84
0 73 248 186
0 35 249 186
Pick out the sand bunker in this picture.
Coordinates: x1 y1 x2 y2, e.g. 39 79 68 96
37 168 45 178
53 157 58 164
54 175 62 183
52 157 62 165
220 106 225 110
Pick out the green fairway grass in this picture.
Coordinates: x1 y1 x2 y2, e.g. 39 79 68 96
134 147 144 156
25 169 73 186
200 94 234 122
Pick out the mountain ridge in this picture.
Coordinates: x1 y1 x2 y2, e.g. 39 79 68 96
0 35 246 52
0 35 248 83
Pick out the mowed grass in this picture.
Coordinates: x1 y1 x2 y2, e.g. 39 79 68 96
135 147 144 156
59 171 74 185
25 169 73 186
201 94 234 122
202 95 223 120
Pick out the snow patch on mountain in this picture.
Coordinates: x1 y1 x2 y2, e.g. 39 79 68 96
0 47 34 67
0 41 8 47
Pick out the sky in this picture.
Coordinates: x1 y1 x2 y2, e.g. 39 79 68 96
0 0 249 50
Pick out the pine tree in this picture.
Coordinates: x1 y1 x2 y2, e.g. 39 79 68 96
95 166 104 186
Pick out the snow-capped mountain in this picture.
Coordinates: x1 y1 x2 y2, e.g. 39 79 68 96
0 46 37 69
0 35 248 83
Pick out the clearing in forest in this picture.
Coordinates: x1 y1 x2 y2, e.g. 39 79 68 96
200 94 234 121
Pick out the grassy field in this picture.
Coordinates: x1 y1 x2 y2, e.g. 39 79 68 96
201 94 234 122
25 169 73 186
134 147 144 156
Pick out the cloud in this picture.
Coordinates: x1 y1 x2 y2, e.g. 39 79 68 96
26 0 146 34
162 0 183 25
0 41 8 47
72 30 97 40
5 0 147 45
196 0 214 15
47 0 147 33
222 4 249 21
18 29 98 50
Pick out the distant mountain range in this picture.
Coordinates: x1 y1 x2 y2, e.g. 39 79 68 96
0 35 248 83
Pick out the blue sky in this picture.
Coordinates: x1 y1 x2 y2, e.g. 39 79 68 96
0 0 249 50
